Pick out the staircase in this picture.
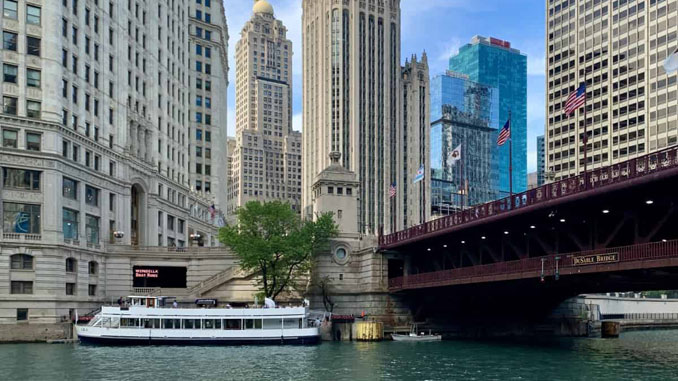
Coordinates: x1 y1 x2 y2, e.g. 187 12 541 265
188 266 250 297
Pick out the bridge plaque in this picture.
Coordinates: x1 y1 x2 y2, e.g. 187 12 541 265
572 253 619 266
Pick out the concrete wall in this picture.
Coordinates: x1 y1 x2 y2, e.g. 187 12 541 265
307 236 412 325
582 295 678 316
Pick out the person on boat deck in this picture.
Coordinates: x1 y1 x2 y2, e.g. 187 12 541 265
173 300 178 308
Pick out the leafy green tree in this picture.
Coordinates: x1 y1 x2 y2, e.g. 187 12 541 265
219 201 338 301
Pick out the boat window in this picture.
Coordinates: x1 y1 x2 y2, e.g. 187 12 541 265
283 318 302 329
204 319 214 329
143 318 160 328
121 318 139 327
173 319 181 329
262 318 282 329
184 319 193 329
163 319 175 329
245 319 262 329
194 319 201 329
214 319 221 329
224 319 241 330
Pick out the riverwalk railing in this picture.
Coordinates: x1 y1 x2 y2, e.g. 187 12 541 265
389 240 678 291
380 146 678 249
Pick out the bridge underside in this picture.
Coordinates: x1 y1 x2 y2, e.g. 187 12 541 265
395 172 678 276
398 264 678 321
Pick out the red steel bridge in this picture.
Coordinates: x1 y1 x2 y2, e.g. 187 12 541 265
380 146 678 302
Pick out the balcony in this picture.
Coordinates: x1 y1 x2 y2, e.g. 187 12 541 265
2 233 41 241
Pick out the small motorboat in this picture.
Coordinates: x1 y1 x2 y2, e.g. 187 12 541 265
391 324 441 342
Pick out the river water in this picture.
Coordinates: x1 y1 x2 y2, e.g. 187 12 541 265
2 330 678 380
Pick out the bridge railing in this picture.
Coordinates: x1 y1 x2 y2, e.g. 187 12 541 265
389 240 678 291
380 146 678 248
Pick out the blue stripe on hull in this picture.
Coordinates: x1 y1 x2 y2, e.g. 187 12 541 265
78 335 321 346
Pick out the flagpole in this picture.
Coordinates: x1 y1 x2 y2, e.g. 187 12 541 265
509 110 513 202
583 74 588 190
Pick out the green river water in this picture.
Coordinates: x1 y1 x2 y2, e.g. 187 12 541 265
1 330 678 380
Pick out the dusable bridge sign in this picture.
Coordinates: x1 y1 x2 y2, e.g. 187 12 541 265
573 253 619 266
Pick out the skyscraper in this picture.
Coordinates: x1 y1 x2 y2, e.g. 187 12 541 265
0 0 228 324
398 54 431 230
449 36 528 197
227 1 302 219
190 0 230 211
537 135 545 186
303 0 404 235
545 0 678 181
430 72 500 213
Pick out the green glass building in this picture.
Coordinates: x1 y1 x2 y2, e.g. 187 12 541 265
449 36 528 196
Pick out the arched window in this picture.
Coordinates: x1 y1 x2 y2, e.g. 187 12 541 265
88 261 98 275
10 254 33 270
65 258 77 273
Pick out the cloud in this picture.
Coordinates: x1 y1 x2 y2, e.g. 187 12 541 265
226 106 236 137
527 54 546 76
401 0 494 14
292 113 302 132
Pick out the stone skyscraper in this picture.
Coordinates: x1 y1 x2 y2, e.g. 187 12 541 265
302 0 427 235
546 0 678 180
226 1 302 220
398 54 431 230
0 0 228 325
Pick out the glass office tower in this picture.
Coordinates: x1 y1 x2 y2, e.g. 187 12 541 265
449 36 528 196
430 72 499 214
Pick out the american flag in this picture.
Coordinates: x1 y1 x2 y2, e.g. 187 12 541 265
208 204 216 218
565 83 586 115
497 119 511 146
389 182 397 198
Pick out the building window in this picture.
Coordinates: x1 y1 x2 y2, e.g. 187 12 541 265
86 215 99 244
109 193 115 211
3 31 17 51
16 308 28 321
63 208 79 240
167 215 174 231
10 254 33 270
3 203 40 234
26 36 40 56
65 257 77 273
2 168 40 190
327 186 334 194
11 281 32 294
66 282 76 295
26 5 40 25
3 96 17 115
88 261 98 275
63 178 77 199
88 284 96 296
3 63 17 83
85 186 99 206
26 100 41 118
26 69 40 87
3 0 17 19
26 133 40 151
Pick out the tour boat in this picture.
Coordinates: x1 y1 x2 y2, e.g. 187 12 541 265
76 296 320 345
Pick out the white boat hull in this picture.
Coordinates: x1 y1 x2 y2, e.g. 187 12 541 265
76 325 320 346
391 334 442 342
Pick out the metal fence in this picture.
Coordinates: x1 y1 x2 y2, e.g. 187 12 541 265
389 240 678 291
380 146 678 249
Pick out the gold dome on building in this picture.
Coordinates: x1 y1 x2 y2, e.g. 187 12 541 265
253 0 274 15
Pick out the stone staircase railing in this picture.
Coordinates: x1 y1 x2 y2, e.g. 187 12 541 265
188 266 250 297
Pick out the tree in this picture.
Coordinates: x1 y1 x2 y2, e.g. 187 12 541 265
219 201 338 301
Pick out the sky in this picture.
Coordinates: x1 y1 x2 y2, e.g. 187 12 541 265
223 0 546 172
